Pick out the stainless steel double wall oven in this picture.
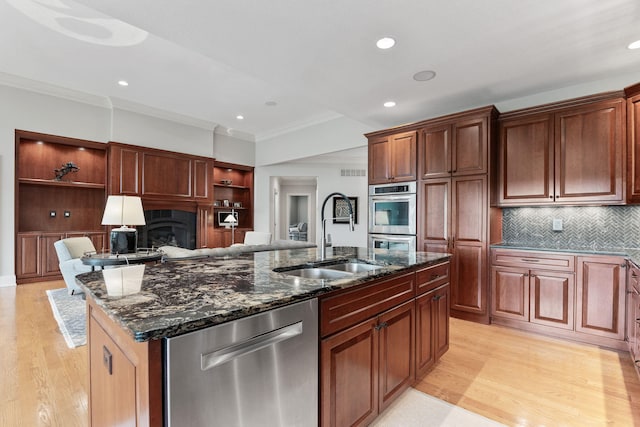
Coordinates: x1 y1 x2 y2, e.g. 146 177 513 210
368 181 417 251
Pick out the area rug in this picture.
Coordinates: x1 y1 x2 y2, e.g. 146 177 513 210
46 288 86 348
371 388 506 427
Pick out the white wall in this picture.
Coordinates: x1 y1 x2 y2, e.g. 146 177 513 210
0 83 252 285
255 116 373 166
255 163 368 248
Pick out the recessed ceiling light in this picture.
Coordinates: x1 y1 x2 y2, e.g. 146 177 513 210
384 101 396 108
265 101 277 107
236 115 244 120
118 80 128 86
376 37 396 50
629 39 640 50
413 70 437 81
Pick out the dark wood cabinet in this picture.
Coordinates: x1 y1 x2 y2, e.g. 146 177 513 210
15 130 107 283
367 131 417 184
319 272 416 426
576 255 626 341
420 115 489 179
108 142 214 204
625 82 640 203
628 262 640 377
490 249 627 350
420 176 488 322
415 283 449 378
495 94 625 206
320 299 415 427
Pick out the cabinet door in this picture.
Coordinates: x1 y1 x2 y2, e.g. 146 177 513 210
450 176 487 317
416 283 450 379
497 114 554 205
419 179 450 254
419 124 451 179
452 116 488 176
193 159 212 201
576 256 626 340
490 266 529 321
378 300 415 412
16 233 41 278
89 314 137 426
368 136 390 184
627 92 640 203
628 266 640 358
389 131 417 182
530 270 574 330
41 233 65 276
555 99 625 203
320 318 379 427
109 145 140 195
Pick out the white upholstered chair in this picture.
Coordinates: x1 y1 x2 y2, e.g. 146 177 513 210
53 237 97 295
236 231 272 246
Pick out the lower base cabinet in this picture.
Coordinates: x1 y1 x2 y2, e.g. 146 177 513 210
416 283 450 378
490 249 627 350
320 300 415 427
628 264 640 376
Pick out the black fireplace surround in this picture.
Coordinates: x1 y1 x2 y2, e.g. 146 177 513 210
138 210 196 249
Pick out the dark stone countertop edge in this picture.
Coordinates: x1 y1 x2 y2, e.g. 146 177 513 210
81 250 452 343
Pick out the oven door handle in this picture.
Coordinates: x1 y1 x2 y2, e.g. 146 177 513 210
370 195 415 202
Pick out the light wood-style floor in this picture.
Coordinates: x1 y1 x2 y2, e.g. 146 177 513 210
2 280 639 426
416 317 640 426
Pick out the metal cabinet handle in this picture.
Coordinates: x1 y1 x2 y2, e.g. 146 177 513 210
430 274 443 281
201 321 303 370
375 321 389 330
521 258 540 262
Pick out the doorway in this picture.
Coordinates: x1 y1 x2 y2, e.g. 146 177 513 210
270 177 317 243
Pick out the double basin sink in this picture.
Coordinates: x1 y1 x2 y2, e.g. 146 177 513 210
274 260 383 280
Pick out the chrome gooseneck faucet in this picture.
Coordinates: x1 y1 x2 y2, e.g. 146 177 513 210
320 192 355 260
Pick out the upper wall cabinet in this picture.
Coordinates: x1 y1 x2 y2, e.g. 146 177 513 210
495 94 625 206
625 82 640 203
108 142 213 205
419 108 495 179
367 130 417 184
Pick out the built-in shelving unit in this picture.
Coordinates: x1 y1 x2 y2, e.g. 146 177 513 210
15 130 107 283
212 161 254 246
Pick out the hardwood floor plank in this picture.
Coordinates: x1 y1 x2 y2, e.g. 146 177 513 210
416 318 640 426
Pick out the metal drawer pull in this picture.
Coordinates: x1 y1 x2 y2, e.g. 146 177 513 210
520 258 540 262
201 321 303 370
430 273 444 281
375 321 389 331
432 294 444 301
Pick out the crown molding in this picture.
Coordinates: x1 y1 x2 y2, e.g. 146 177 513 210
255 111 343 142
109 97 218 131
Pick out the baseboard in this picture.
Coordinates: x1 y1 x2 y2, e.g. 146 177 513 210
0 275 17 287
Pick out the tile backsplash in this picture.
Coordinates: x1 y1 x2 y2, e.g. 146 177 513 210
502 206 640 249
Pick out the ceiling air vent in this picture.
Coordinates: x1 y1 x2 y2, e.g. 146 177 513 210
341 169 367 177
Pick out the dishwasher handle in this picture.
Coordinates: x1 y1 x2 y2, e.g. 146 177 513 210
201 321 303 370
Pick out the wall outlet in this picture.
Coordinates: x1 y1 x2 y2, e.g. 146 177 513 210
552 218 563 231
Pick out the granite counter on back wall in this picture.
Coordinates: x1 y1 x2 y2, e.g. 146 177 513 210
76 246 450 342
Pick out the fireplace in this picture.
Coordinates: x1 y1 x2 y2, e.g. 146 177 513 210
138 209 196 249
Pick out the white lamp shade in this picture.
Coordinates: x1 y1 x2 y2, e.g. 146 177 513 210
101 195 146 226
224 213 238 224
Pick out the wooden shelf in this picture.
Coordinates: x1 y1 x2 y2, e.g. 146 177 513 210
213 183 250 190
18 178 105 189
213 206 247 210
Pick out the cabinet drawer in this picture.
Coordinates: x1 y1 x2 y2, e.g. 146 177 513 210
320 272 415 338
416 262 450 295
491 249 575 272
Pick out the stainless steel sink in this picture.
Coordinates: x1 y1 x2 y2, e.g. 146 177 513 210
324 262 382 273
279 268 353 280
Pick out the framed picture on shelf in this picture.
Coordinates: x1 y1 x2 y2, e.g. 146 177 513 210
333 196 358 224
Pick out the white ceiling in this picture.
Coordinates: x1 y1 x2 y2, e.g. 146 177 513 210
2 0 640 142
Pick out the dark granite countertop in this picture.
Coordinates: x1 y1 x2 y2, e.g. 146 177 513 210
76 246 450 342
491 243 640 266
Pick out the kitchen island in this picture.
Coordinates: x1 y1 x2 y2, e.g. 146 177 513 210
77 246 451 427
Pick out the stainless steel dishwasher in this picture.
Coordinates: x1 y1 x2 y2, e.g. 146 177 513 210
165 299 318 427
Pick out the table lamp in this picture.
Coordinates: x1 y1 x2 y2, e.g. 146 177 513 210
224 210 238 245
101 195 146 254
